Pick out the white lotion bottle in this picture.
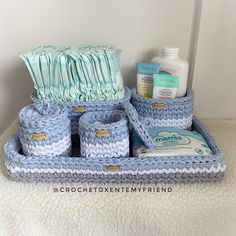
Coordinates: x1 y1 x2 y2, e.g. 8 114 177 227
151 47 189 97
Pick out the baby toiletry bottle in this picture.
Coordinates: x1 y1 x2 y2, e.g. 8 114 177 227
151 47 189 97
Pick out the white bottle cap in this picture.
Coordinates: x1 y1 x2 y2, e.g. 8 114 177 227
162 47 179 58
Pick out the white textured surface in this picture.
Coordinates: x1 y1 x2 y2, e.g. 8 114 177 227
1 119 236 236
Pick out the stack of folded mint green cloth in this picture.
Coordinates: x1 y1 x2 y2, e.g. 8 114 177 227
20 45 124 102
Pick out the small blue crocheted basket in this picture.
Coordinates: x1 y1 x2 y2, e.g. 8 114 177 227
79 110 129 158
31 87 131 136
18 103 72 157
131 88 194 129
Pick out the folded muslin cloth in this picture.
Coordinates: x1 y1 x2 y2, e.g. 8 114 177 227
20 45 124 102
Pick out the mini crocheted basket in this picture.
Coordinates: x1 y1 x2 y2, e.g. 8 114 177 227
31 87 131 136
131 88 194 129
18 103 72 157
79 110 129 158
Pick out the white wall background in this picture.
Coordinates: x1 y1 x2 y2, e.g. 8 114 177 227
1 0 236 133
0 0 195 133
193 0 236 118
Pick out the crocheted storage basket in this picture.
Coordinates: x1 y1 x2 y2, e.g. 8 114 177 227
18 103 72 157
31 87 131 136
131 88 194 129
4 117 226 184
79 110 129 158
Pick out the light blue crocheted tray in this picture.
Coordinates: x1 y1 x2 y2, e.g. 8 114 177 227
4 117 226 184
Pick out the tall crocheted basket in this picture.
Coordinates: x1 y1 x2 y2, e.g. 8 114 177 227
31 87 131 136
18 103 72 157
131 88 194 129
79 110 129 157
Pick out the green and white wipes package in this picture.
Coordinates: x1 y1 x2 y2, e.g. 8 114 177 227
132 127 212 157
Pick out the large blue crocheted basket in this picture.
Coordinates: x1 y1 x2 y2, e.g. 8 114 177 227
31 87 131 136
4 117 226 184
131 88 194 129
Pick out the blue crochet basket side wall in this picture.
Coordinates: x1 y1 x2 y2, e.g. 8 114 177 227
131 88 194 129
79 110 129 158
18 104 72 157
4 117 226 184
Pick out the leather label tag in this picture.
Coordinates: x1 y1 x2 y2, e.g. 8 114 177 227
74 106 87 113
96 130 111 137
31 132 47 141
106 165 121 171
152 103 167 109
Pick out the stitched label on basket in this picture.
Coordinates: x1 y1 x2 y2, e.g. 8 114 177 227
96 130 111 137
31 132 47 141
152 103 167 109
74 106 87 113
106 165 121 171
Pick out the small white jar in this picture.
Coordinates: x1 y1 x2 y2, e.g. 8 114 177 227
151 47 189 97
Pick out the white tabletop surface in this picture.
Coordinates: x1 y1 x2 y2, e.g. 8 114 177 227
0 119 235 236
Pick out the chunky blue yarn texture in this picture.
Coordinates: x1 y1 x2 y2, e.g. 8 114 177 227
79 110 129 158
3 87 226 183
4 117 226 183
131 88 194 129
18 103 72 157
123 103 156 149
32 87 131 135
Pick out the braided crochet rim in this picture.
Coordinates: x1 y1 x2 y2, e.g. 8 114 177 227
79 110 128 132
123 103 156 149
